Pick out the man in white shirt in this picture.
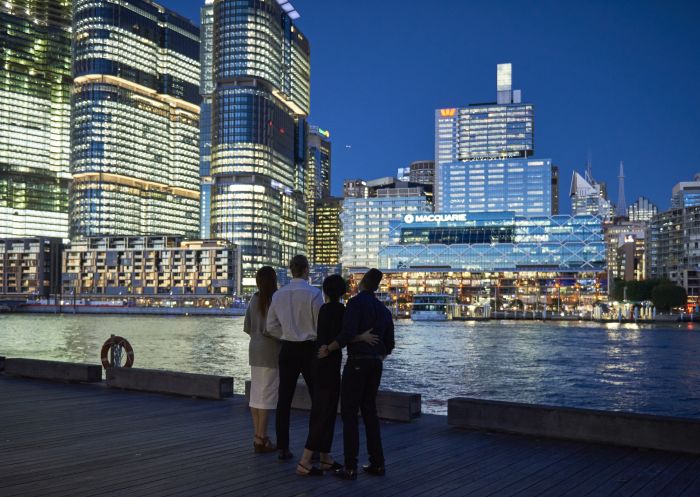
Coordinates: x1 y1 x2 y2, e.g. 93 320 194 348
266 254 323 460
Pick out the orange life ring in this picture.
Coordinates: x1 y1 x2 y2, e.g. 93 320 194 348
100 336 134 368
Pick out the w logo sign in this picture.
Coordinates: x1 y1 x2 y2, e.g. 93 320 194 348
440 108 456 117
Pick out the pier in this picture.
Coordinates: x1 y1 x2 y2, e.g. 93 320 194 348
3 373 700 496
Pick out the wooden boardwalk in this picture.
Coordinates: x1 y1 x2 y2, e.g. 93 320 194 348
2 375 700 497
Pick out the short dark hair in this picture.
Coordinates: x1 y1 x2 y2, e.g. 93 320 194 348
289 254 309 278
360 268 383 292
323 274 346 302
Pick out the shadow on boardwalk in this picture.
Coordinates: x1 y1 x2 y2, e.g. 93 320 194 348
1 375 700 497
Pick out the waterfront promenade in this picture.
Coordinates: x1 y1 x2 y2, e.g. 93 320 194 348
2 375 700 496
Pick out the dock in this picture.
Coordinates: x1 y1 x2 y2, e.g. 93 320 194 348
2 375 700 496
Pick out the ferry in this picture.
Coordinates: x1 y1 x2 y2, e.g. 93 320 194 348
411 294 456 321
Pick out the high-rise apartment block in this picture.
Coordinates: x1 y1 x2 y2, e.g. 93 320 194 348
0 237 64 297
435 64 556 215
1 1 72 239
648 206 700 305
210 0 310 287
70 0 201 239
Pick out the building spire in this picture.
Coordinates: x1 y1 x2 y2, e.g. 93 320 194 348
616 161 627 217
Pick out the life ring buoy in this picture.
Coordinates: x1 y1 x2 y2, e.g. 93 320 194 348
100 336 134 368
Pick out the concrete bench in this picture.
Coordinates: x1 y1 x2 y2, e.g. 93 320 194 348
448 397 700 455
107 367 233 400
245 380 421 422
3 358 102 383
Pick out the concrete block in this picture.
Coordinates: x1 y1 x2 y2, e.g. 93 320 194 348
107 368 233 400
448 397 700 455
4 358 102 383
245 380 421 422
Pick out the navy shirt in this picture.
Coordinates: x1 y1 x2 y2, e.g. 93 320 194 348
335 290 395 358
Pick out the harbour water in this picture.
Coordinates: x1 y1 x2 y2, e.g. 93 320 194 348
1 314 699 417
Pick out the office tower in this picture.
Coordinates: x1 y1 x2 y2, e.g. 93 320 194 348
306 125 331 262
199 0 215 238
604 220 647 282
439 158 553 216
616 161 627 217
551 165 560 215
396 168 410 182
71 0 201 239
1 1 72 239
627 197 658 223
341 187 431 268
570 168 614 219
408 161 435 186
344 179 369 198
311 196 342 265
435 63 555 214
671 173 700 208
211 0 310 288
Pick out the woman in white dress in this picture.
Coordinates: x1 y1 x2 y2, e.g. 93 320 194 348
244 266 281 453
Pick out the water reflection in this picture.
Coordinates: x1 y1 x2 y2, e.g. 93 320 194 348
1 315 699 417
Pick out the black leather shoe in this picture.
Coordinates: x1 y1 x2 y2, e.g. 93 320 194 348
362 463 386 476
278 449 293 461
333 467 357 480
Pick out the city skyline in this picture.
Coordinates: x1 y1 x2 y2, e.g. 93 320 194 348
159 0 700 211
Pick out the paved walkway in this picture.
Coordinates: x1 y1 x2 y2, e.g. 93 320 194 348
2 375 700 496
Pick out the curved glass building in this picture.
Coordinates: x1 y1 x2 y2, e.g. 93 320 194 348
70 0 201 238
1 0 72 239
211 0 310 287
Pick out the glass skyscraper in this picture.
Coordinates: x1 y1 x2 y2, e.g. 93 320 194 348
439 158 554 216
1 0 72 239
199 0 214 239
306 125 331 262
70 0 201 239
435 63 557 215
210 0 310 287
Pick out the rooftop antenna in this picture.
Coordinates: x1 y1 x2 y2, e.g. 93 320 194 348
616 161 627 217
585 151 593 183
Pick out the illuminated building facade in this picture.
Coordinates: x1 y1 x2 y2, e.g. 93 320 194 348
311 196 342 265
0 237 63 297
627 196 658 223
341 191 432 269
671 174 700 209
344 179 369 198
199 0 215 238
62 236 241 303
210 0 310 287
409 160 435 186
1 1 72 239
604 220 647 282
306 125 331 261
70 0 201 239
438 158 555 216
570 169 614 219
648 206 700 304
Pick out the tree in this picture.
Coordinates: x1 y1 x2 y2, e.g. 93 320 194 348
651 283 687 312
610 278 625 301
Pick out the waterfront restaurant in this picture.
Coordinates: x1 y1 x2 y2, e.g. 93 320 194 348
347 212 607 317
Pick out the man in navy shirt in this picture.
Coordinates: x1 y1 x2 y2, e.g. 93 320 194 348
319 268 394 480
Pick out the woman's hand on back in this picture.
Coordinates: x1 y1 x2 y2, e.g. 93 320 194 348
357 328 378 345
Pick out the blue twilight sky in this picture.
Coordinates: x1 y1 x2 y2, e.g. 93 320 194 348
161 0 700 212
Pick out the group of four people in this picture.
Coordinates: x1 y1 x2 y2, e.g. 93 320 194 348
243 255 394 480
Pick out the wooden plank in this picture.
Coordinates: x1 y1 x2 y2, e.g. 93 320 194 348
3 358 102 383
106 367 233 399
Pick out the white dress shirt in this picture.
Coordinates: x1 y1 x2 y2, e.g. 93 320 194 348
265 278 323 342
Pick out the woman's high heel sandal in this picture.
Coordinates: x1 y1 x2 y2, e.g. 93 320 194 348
296 462 323 476
254 435 277 454
319 461 343 472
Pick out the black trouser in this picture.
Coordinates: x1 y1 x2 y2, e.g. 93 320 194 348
340 357 384 470
276 340 315 451
305 354 341 453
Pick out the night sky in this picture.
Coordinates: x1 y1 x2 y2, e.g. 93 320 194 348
162 0 700 212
